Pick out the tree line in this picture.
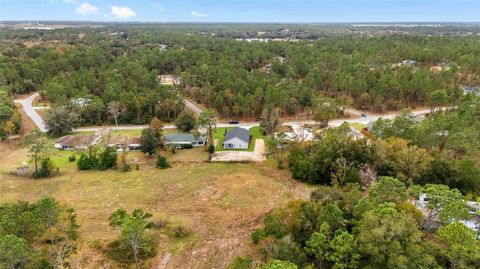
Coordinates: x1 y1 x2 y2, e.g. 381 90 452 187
2 28 480 124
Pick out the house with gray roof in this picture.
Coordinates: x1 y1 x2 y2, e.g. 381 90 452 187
164 133 206 148
223 127 250 149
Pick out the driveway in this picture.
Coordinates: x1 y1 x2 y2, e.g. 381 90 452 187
14 93 47 132
211 139 266 162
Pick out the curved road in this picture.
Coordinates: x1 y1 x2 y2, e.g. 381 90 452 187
15 93 434 134
14 93 48 132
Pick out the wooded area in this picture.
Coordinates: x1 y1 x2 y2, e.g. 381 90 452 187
1 25 480 125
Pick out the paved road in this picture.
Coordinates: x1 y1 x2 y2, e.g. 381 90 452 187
14 93 48 132
182 98 203 115
15 92 435 136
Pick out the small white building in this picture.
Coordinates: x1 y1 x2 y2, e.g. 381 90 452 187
223 127 250 149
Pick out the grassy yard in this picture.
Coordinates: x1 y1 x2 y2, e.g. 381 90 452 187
0 141 312 269
214 126 266 152
349 122 367 131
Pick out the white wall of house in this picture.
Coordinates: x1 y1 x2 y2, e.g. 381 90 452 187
223 137 249 149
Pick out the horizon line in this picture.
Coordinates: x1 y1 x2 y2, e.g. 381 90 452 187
2 20 480 24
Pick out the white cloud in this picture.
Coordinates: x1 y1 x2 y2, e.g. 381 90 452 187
111 6 136 19
76 2 98 15
62 0 78 3
191 10 208 17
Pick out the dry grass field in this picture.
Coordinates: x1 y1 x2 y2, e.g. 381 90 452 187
0 142 313 268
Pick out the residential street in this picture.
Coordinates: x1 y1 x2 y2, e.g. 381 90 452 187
14 93 48 132
15 92 434 135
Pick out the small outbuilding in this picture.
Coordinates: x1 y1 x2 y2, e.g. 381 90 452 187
223 127 250 149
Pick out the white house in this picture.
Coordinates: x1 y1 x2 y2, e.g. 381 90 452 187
223 127 250 149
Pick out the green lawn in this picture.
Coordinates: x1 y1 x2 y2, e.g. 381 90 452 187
349 122 367 131
213 126 266 152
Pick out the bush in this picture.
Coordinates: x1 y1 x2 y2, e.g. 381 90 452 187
227 256 254 269
208 145 215 154
77 154 96 170
252 229 266 244
35 157 56 178
173 226 190 238
68 155 76 162
98 147 117 170
181 143 193 149
156 156 170 169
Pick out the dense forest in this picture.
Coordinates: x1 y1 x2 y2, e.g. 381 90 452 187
1 24 480 125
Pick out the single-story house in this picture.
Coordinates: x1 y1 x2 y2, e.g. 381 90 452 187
223 127 250 149
107 137 141 151
164 133 206 148
54 134 101 150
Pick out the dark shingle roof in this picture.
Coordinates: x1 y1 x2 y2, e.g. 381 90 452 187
224 127 250 143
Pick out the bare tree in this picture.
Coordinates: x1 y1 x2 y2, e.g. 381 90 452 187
331 157 353 187
108 101 125 127
261 107 281 138
359 164 377 190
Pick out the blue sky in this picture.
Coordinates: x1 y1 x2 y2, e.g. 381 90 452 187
1 0 479 22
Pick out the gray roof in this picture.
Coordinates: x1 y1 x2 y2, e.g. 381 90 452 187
224 127 250 143
164 133 206 143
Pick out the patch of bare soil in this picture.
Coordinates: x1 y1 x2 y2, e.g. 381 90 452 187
162 167 314 269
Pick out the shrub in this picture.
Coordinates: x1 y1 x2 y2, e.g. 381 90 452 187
208 145 215 154
77 154 96 170
36 157 56 178
156 156 170 169
173 226 190 238
68 155 76 162
98 147 117 170
181 143 193 149
227 256 254 269
252 229 266 244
